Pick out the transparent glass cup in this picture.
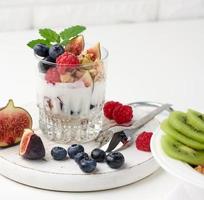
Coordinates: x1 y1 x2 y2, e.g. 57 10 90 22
36 46 108 144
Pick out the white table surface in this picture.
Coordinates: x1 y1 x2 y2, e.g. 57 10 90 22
1 19 204 199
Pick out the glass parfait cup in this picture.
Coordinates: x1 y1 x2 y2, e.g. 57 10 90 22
36 46 108 144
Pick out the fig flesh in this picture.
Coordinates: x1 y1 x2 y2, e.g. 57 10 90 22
19 128 45 160
65 35 85 55
87 42 101 61
0 99 32 147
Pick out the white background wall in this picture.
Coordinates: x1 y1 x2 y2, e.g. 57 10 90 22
0 0 204 31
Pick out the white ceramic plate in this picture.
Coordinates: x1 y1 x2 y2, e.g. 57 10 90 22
151 128 204 189
0 103 160 191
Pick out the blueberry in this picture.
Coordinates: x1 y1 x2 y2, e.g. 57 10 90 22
91 148 106 162
34 44 49 57
49 44 64 60
74 152 89 164
51 146 67 160
67 144 84 159
38 56 56 73
79 158 97 173
106 152 125 169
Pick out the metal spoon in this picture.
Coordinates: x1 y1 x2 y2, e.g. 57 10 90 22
97 102 173 152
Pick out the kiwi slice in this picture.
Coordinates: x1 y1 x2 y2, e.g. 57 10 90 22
187 109 204 132
161 119 204 150
161 134 204 165
168 111 204 143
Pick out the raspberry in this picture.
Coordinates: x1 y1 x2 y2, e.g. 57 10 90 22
103 101 122 120
45 68 60 84
56 52 80 74
113 105 133 124
135 131 153 152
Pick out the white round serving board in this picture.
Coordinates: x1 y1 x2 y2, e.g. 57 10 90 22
0 103 160 191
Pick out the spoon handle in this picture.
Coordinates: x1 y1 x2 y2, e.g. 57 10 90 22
112 103 172 133
95 103 172 147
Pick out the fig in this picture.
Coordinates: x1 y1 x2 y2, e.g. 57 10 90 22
0 99 32 147
65 35 85 55
19 128 45 160
87 42 101 61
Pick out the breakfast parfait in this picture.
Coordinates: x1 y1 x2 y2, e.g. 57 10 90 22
0 25 147 175
27 25 108 143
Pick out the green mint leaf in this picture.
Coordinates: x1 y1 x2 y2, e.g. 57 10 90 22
39 28 60 43
61 39 71 46
60 25 86 42
27 39 50 48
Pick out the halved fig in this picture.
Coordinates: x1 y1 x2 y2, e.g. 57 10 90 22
0 99 32 147
65 35 85 55
19 128 45 160
87 42 101 61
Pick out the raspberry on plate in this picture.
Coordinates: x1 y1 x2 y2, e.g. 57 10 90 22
45 68 61 84
103 101 122 120
135 131 153 152
113 105 133 124
56 52 80 74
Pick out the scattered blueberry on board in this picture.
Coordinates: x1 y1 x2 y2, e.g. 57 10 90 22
68 144 84 159
50 144 125 173
79 158 97 173
51 146 67 160
91 148 106 162
74 152 89 164
106 152 125 169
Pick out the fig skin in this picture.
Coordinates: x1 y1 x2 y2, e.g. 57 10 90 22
23 134 45 160
20 129 45 160
0 99 32 147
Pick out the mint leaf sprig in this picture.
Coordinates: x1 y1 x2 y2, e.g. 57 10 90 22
27 39 51 48
39 28 60 43
27 25 86 48
60 25 86 45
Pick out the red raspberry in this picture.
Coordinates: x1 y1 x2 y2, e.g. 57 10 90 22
103 101 122 120
45 68 61 84
113 105 133 124
135 131 153 152
56 52 80 74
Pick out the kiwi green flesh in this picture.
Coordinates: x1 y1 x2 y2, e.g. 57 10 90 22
161 119 204 150
168 111 204 143
187 109 204 132
161 134 204 165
